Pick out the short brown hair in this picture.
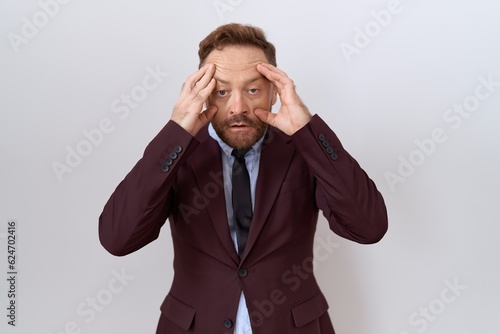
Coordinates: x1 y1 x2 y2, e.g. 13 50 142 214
198 23 277 68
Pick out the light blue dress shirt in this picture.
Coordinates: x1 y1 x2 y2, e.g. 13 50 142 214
208 123 265 334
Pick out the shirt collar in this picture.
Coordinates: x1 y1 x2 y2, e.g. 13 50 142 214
208 123 266 158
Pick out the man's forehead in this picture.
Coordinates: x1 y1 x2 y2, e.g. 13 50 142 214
205 46 269 74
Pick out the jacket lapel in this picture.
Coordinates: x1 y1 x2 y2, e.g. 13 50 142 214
190 127 240 265
241 128 295 261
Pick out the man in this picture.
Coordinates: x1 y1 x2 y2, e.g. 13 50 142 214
99 23 388 334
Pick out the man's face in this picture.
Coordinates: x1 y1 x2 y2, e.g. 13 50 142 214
205 45 277 150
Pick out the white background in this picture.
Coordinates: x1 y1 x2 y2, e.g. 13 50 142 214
1 0 499 333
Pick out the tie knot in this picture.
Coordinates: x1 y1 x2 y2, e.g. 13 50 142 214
231 148 251 160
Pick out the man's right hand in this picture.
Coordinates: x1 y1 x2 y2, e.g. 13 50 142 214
170 63 218 136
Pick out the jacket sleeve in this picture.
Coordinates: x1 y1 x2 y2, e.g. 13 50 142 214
291 114 388 244
98 121 199 256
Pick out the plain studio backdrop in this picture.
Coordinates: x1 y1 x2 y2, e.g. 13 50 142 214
1 0 499 333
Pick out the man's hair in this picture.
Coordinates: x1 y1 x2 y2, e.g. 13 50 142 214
198 23 277 68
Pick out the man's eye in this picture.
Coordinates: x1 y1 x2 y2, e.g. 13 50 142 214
217 90 227 96
249 89 259 94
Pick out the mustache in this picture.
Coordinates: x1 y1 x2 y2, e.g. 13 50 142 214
224 115 260 127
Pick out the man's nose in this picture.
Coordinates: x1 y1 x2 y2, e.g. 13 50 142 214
229 92 248 115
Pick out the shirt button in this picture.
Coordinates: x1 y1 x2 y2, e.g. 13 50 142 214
238 268 248 278
223 319 233 328
174 145 183 153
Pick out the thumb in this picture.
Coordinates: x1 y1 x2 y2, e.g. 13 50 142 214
200 105 218 123
254 108 275 126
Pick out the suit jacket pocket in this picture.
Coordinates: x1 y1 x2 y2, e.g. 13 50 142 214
291 292 329 328
160 294 196 331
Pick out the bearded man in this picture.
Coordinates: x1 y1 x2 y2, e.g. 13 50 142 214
99 23 388 334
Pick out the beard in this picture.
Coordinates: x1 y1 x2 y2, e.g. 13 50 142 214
212 114 268 150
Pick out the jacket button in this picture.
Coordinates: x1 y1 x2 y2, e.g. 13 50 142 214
238 268 248 278
223 319 233 328
330 152 339 161
164 158 173 166
326 147 334 154
322 140 330 148
174 145 183 153
161 164 170 173
318 134 326 141
169 152 178 159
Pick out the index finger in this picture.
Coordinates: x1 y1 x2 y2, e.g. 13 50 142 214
183 63 216 94
257 62 287 77
256 63 292 93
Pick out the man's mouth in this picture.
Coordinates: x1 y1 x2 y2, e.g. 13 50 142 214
225 115 255 131
228 123 252 133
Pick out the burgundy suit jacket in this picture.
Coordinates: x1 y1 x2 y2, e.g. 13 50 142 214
99 114 388 333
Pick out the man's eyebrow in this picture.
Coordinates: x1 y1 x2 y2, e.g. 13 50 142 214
213 77 229 85
246 76 266 84
214 75 265 85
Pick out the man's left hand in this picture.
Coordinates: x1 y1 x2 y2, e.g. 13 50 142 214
254 63 312 136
